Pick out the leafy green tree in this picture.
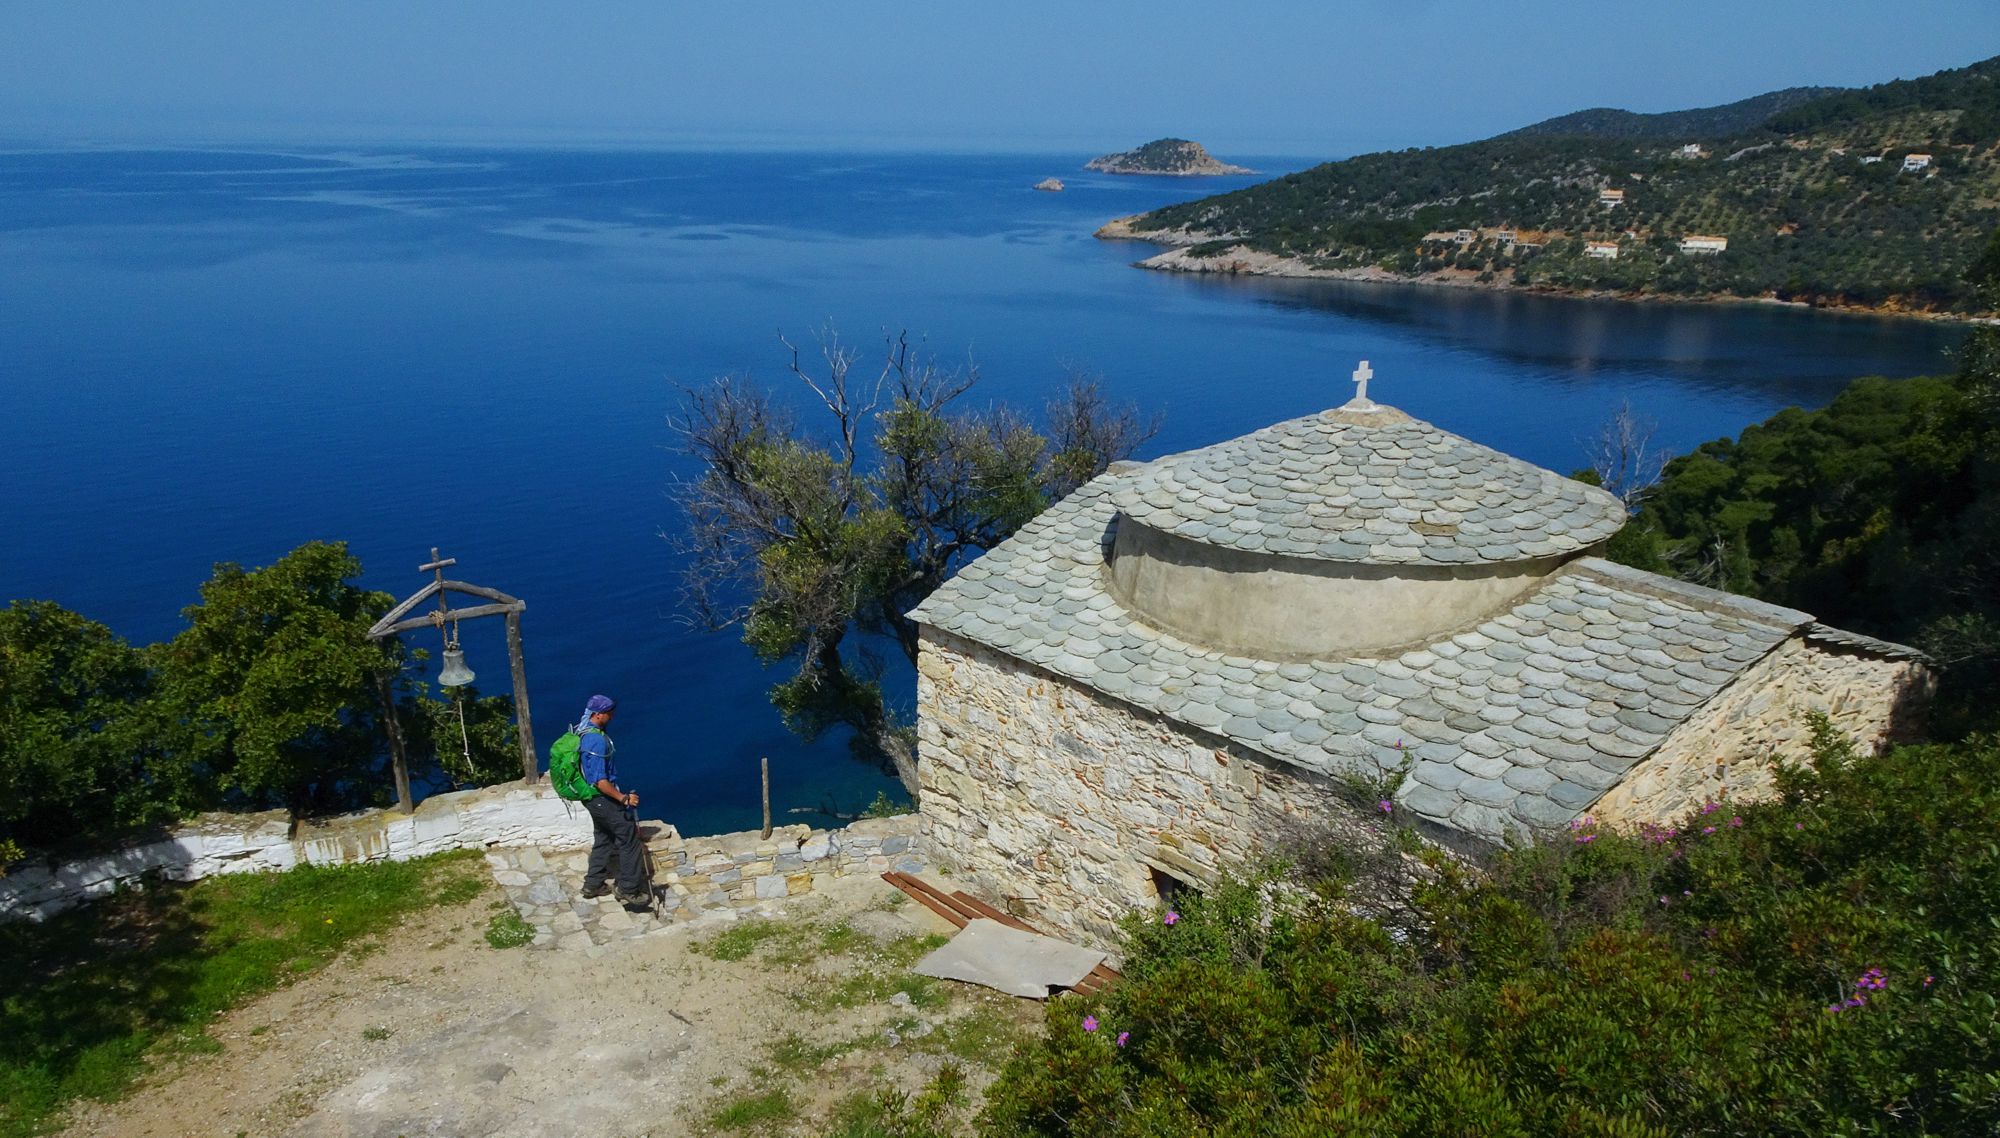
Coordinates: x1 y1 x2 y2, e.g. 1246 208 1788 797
399 683 521 789
149 541 399 813
0 602 168 850
674 329 1155 793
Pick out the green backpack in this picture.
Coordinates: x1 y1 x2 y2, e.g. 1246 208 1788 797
548 728 600 801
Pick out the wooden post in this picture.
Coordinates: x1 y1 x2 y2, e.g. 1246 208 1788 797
505 609 537 783
377 672 414 814
760 757 772 840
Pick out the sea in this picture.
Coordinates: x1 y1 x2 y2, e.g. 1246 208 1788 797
0 145 1969 836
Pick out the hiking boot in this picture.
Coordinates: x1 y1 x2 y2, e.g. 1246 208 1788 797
579 882 611 899
616 889 652 910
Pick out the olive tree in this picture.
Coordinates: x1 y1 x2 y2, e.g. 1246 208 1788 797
672 328 1156 794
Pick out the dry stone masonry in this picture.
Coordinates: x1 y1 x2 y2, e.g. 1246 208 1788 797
488 815 924 954
1 776 923 933
910 381 1932 943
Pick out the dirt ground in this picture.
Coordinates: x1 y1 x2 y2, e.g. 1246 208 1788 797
54 872 1044 1138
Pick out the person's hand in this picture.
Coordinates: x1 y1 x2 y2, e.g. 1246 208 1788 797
625 792 639 808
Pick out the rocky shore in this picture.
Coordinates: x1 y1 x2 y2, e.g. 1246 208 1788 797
1095 216 1998 324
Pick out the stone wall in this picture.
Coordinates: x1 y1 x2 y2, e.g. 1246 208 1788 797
1588 635 1932 826
487 814 926 953
0 781 589 923
917 628 1376 946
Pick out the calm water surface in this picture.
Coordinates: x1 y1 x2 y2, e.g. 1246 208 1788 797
0 146 1966 834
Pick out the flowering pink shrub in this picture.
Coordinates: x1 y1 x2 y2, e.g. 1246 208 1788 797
979 734 1999 1137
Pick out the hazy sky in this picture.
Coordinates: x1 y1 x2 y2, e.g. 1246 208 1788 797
3 2 1996 155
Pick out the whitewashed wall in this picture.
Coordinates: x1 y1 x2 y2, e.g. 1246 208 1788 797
0 781 589 923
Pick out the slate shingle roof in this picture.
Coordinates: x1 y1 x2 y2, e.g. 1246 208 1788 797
1107 405 1628 566
911 473 1813 841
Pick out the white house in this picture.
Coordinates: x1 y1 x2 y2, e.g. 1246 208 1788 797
1496 229 1518 246
1680 235 1729 255
1678 143 1705 158
1860 155 1884 165
1902 153 1933 173
1453 229 1477 245
1598 188 1626 208
1585 241 1620 260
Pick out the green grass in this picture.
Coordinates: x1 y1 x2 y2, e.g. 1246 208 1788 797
824 1064 967 1138
690 919 793 962
706 1085 794 1131
878 933 948 969
791 971 948 1014
767 1029 869 1073
483 910 536 950
908 1003 1031 1065
0 849 486 1138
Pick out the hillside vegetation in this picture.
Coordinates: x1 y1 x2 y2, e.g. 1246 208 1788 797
1499 86 1841 141
1117 55 2000 313
1086 139 1250 176
975 729 2000 1136
1594 231 2000 734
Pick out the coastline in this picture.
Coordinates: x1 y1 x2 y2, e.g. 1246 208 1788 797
1083 164 1255 177
1095 216 2000 327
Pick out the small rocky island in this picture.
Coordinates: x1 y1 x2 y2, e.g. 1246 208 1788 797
1033 177 1065 192
1085 138 1250 176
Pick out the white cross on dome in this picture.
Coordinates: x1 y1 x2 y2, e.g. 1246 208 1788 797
1345 359 1378 410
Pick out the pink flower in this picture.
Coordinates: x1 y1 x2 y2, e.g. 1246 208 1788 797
1659 895 1669 905
1378 800 1393 814
1083 1015 1098 1033
1728 816 1743 828
1163 910 1179 926
1702 826 1717 835
1795 822 1805 830
1116 1031 1129 1047
1924 974 1935 988
1574 833 1596 844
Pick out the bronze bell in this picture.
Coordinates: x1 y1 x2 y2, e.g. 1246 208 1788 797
437 646 476 688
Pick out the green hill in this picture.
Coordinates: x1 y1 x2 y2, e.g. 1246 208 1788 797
1111 55 2000 313
1499 86 1843 141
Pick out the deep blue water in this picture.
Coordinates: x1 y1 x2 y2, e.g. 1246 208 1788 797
0 146 1967 835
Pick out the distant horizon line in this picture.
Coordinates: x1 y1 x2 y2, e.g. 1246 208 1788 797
0 126 1389 164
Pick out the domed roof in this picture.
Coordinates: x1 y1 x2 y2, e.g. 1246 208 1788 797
1107 401 1627 566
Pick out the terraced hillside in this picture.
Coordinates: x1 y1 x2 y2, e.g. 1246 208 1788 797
1111 55 2000 313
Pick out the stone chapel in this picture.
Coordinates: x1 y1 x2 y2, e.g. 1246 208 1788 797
908 365 1933 944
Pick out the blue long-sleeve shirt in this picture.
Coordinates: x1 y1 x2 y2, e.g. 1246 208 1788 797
578 727 617 789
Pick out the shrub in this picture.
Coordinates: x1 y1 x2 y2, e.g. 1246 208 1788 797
484 911 536 950
0 602 171 851
979 732 2000 1136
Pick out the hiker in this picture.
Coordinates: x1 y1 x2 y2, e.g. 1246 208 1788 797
574 694 648 907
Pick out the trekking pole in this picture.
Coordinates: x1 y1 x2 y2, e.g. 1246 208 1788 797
629 802 656 912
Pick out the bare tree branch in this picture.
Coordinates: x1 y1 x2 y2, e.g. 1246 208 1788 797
666 326 1163 798
1585 400 1672 512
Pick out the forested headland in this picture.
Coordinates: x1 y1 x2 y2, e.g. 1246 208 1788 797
1109 55 2000 315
